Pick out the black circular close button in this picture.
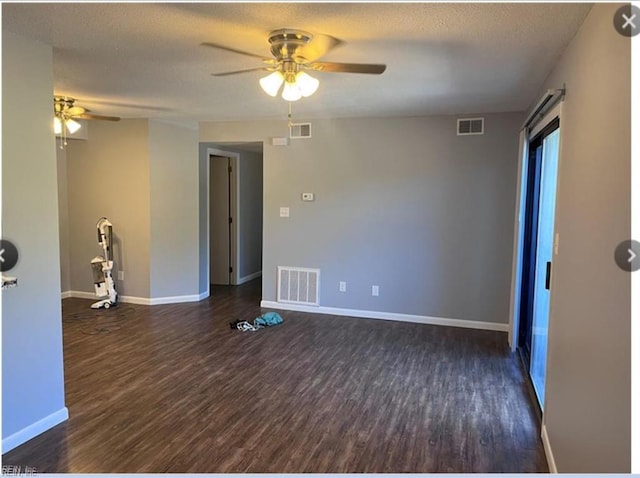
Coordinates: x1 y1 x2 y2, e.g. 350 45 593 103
614 4 640 37
0 239 19 272
614 239 640 272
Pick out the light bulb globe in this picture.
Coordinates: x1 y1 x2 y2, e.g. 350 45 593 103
282 82 302 102
65 118 82 134
53 116 62 135
296 71 319 97
259 71 284 97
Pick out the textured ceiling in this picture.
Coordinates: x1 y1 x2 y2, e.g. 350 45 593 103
3 2 592 121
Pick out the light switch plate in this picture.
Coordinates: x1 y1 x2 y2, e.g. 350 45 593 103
272 137 289 146
280 207 290 218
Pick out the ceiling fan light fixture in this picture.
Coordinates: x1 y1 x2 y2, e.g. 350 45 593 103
259 71 285 97
295 71 319 97
65 118 82 134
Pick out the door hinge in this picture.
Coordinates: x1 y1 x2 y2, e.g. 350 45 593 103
229 266 233 274
229 217 232 224
228 166 232 173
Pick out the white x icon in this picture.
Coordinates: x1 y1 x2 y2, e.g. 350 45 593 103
0 249 4 263
622 12 637 30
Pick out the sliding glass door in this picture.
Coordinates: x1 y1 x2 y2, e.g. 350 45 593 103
518 118 560 410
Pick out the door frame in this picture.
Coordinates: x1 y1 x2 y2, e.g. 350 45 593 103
206 147 240 286
508 101 564 352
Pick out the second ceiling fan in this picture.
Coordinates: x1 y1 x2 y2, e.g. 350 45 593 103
202 29 386 101
54 96 120 149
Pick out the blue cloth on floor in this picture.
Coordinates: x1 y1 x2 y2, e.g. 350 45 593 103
254 312 284 327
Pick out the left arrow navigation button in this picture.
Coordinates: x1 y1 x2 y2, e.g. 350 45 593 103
0 240 19 272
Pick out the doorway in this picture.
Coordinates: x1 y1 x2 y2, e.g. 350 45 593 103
204 143 264 294
209 154 236 285
517 117 560 410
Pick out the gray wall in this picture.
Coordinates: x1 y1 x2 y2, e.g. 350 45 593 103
2 30 67 446
200 113 521 324
149 120 200 298
538 3 630 472
237 150 263 280
57 147 71 293
66 119 151 298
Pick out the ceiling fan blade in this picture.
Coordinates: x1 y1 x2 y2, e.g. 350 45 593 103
211 67 270 77
66 106 86 116
73 113 120 122
84 99 174 112
201 42 269 60
297 34 343 62
307 62 387 74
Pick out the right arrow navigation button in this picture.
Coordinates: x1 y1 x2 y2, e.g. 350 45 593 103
615 240 640 272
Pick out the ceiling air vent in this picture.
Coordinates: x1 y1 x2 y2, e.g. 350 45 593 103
290 122 312 139
457 118 484 136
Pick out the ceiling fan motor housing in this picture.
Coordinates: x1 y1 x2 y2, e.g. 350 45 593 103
268 29 313 62
54 95 75 112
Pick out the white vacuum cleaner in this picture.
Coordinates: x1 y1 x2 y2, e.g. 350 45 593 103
90 217 118 309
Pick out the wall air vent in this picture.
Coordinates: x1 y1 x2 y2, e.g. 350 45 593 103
457 118 484 136
277 266 320 306
290 122 312 139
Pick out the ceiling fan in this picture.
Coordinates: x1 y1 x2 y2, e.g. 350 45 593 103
53 96 120 148
202 29 387 102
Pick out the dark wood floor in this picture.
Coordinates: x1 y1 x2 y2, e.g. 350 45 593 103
3 279 548 472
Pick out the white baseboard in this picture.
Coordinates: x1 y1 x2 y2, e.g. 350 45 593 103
62 290 97 300
259 301 508 332
120 295 151 305
2 407 68 453
541 424 557 473
236 271 262 285
61 290 209 306
147 293 207 305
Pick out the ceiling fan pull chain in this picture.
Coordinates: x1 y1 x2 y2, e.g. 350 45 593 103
287 101 293 132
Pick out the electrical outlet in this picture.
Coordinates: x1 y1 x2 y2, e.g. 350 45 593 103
372 285 379 296
118 271 125 281
339 281 346 292
280 207 290 218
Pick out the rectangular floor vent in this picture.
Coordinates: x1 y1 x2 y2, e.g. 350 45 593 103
277 266 320 306
457 117 484 135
